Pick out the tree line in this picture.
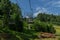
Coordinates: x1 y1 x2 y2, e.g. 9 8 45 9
36 13 60 25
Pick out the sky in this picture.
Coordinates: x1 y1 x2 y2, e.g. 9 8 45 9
10 0 60 17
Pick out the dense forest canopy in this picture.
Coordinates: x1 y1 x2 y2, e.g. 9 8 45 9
35 13 60 25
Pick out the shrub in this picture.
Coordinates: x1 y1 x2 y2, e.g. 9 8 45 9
33 20 56 34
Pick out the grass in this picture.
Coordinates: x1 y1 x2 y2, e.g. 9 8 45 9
54 25 60 36
34 38 58 40
13 25 60 40
0 25 60 40
34 25 60 40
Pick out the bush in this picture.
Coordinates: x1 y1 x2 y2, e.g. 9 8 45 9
47 24 56 33
33 20 56 33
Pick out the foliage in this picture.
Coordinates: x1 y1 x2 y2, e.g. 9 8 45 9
36 13 60 25
9 4 23 32
33 19 56 33
0 0 23 32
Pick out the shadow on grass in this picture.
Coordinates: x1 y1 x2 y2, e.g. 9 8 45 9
0 32 19 40
18 29 38 40
0 28 38 40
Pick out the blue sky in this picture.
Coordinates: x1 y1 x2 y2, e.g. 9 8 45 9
10 0 60 17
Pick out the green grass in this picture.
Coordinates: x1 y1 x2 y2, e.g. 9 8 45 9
0 25 60 40
34 25 60 40
54 25 60 36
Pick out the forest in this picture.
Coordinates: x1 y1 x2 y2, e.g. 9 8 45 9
36 13 60 25
0 0 60 40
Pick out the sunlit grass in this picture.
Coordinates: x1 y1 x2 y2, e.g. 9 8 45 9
54 25 60 36
34 25 60 40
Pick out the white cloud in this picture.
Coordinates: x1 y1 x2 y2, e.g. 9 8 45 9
53 1 60 7
33 1 60 17
36 7 40 11
46 1 60 7
36 7 48 12
53 1 60 5
25 16 29 18
34 11 42 17
33 7 48 17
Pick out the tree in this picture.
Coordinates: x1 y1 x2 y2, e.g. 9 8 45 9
9 3 23 32
0 0 11 28
0 0 23 32
33 19 56 33
36 13 60 25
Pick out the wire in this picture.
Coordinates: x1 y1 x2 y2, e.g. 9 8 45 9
16 0 33 18
29 0 33 18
